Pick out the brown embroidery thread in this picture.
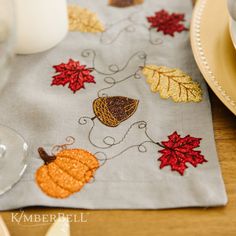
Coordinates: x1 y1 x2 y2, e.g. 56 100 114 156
93 96 139 127
100 11 163 45
109 0 144 8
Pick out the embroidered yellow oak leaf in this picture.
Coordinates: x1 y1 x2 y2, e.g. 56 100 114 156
68 5 105 33
141 65 202 103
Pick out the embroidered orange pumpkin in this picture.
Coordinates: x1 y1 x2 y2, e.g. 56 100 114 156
93 96 139 127
36 147 99 198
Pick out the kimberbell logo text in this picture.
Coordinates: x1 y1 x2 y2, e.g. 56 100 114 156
11 211 89 224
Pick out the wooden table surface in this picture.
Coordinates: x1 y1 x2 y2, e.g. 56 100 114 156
1 1 236 235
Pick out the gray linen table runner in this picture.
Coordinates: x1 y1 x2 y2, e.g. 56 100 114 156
0 0 227 210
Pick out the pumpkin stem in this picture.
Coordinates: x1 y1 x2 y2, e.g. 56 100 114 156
91 116 97 121
38 147 56 165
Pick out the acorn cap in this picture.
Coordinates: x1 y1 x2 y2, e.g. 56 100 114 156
93 96 139 127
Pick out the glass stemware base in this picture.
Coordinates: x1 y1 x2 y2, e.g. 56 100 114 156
0 125 28 195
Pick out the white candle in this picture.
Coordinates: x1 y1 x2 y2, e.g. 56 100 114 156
14 0 68 54
228 0 236 20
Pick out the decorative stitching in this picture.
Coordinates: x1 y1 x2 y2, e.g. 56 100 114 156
108 0 144 8
92 96 139 127
36 137 99 199
51 59 95 93
82 49 147 76
81 49 147 97
147 10 188 36
77 50 206 175
68 5 105 33
100 11 163 45
78 119 207 175
36 131 205 199
141 65 202 102
158 131 207 175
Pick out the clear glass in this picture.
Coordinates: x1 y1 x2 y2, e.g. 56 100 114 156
0 0 28 195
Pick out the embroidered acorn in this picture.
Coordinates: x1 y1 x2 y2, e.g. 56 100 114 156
36 147 99 199
92 96 139 127
109 0 144 7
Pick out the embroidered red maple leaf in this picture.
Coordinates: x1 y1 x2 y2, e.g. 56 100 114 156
51 59 95 93
147 10 188 36
158 132 207 175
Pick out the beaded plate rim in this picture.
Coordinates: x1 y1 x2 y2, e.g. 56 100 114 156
190 0 236 115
